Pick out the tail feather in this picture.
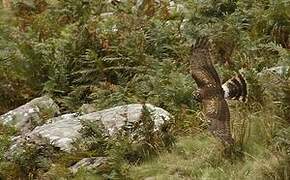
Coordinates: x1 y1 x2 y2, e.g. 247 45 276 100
238 73 247 102
231 78 242 100
222 73 247 102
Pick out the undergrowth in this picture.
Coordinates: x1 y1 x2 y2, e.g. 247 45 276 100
0 0 290 179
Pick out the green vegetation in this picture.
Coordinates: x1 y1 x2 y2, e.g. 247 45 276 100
0 0 290 179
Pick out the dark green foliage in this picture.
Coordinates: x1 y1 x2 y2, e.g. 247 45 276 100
75 119 108 155
0 124 19 179
11 141 54 177
0 124 16 161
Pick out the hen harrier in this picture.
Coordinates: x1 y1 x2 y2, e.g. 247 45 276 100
190 37 247 145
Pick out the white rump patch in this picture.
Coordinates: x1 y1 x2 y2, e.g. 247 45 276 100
222 84 230 98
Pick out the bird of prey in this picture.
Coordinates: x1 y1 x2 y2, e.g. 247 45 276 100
189 37 247 145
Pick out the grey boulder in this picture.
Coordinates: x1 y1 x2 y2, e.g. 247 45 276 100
19 104 172 152
70 157 108 174
0 96 60 133
258 66 289 76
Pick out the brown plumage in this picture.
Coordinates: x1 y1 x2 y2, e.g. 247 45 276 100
190 37 247 145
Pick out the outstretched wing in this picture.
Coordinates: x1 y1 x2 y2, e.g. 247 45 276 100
190 37 221 88
190 37 234 145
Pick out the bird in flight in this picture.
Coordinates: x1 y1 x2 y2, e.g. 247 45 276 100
189 37 247 145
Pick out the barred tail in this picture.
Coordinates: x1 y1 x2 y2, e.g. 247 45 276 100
222 73 247 102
